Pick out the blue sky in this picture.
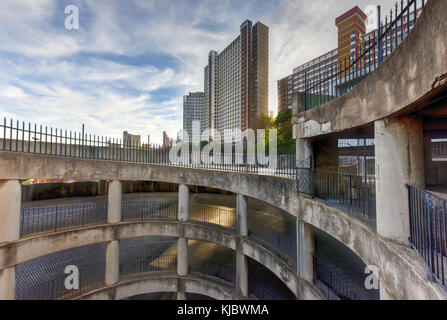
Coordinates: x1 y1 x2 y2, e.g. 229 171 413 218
0 0 395 143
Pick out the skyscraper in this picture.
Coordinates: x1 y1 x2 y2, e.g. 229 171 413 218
277 5 422 113
204 20 269 138
183 92 205 142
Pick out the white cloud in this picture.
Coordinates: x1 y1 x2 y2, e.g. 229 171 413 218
0 0 400 142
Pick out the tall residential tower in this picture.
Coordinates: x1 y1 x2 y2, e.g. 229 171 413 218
204 20 269 137
183 92 205 142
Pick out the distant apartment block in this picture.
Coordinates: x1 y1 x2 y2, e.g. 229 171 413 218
123 131 141 146
277 5 422 113
204 20 269 138
183 92 205 142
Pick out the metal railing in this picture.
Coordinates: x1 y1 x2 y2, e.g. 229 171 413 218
189 256 235 285
120 254 178 279
122 198 178 221
0 117 296 178
248 214 297 263
190 204 236 231
304 0 425 110
432 141 447 160
408 185 447 290
314 255 360 300
311 170 376 226
20 200 108 237
16 243 106 300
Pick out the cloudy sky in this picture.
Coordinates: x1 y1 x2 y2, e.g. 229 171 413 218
0 0 396 143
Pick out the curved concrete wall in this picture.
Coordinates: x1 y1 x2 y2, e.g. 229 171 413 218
80 274 246 301
0 220 323 299
293 0 447 138
0 150 445 299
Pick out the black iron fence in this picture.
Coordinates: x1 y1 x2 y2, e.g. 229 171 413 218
299 169 376 226
20 200 108 237
190 204 236 231
122 198 178 221
0 117 296 178
408 185 447 290
16 243 106 300
119 236 178 278
189 256 236 285
248 215 297 263
120 254 177 279
304 0 425 110
314 255 360 300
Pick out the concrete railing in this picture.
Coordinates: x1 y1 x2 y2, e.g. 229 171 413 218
78 273 253 301
293 0 447 138
1 219 323 300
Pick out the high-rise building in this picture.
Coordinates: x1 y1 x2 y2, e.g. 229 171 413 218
123 131 141 146
183 92 205 142
277 5 422 113
204 20 269 137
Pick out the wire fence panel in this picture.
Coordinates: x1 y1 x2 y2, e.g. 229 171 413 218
248 212 297 263
20 200 108 237
16 243 106 300
314 255 360 300
408 185 447 290
119 237 178 278
190 204 236 231
189 256 236 285
312 170 376 226
122 199 178 221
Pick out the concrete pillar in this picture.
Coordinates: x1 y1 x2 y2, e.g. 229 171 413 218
0 267 16 300
0 180 21 243
177 237 188 276
297 219 315 283
236 252 249 297
105 240 119 286
107 180 122 224
178 184 189 222
296 138 312 167
236 194 248 237
177 291 187 300
375 117 425 244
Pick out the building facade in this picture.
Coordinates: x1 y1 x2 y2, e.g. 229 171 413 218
123 131 141 146
183 92 205 142
204 20 269 138
277 5 422 113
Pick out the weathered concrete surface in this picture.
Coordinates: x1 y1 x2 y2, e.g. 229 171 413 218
79 274 247 300
297 220 315 283
293 0 447 138
375 116 425 244
236 194 248 236
0 180 21 244
105 240 119 286
177 237 188 276
178 184 189 222
236 252 249 297
0 151 300 217
107 180 122 224
0 150 445 299
0 220 320 299
298 197 447 300
0 266 15 300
